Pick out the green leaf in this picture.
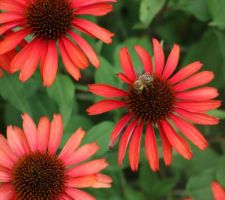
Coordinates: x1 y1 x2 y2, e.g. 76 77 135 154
208 109 225 119
83 121 115 156
207 0 225 30
187 169 214 200
47 74 75 127
139 0 166 27
0 73 31 113
216 157 225 187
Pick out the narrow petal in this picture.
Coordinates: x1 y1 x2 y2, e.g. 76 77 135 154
74 3 113 16
72 0 116 9
73 18 114 44
0 21 23 35
22 113 38 151
118 120 137 166
48 114 63 154
152 38 165 75
175 87 219 101
59 39 81 80
87 100 126 115
169 61 203 84
37 116 50 152
0 29 29 54
119 47 136 81
109 113 132 148
7 126 28 156
135 45 152 73
173 71 214 92
170 114 208 150
117 72 133 84
88 84 128 98
0 170 11 182
66 176 96 188
66 159 108 177
0 184 14 200
0 151 14 169
158 124 172 166
59 128 86 161
69 31 99 67
0 0 24 13
66 188 95 200
160 120 192 160
0 12 24 24
61 37 89 69
63 143 99 166
174 108 219 125
145 124 159 171
175 100 221 113
211 181 225 200
42 41 58 87
163 44 180 79
129 123 143 171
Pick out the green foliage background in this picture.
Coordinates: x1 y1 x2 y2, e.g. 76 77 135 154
1 0 225 199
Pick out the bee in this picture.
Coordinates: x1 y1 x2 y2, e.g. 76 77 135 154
133 73 153 94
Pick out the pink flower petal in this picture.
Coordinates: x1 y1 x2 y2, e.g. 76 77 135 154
0 184 14 200
117 72 133 84
48 114 63 154
88 84 128 98
22 113 38 151
37 116 50 152
72 0 116 8
170 114 208 150
66 188 96 200
173 71 214 92
145 124 159 171
160 120 192 160
119 47 136 81
211 181 225 200
129 123 143 171
169 61 203 84
135 45 152 73
109 113 132 148
87 100 127 115
152 38 165 75
163 44 180 79
118 120 137 166
0 12 24 24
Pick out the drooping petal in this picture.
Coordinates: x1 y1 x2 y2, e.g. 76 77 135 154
145 124 159 171
174 100 221 113
128 123 143 171
118 120 137 166
74 3 113 16
66 159 108 177
73 18 114 44
87 100 127 115
175 87 219 101
22 113 38 151
163 44 180 79
173 71 214 92
174 108 219 125
42 41 58 87
119 47 136 81
158 124 172 166
48 115 63 154
0 29 29 54
170 114 208 150
211 181 225 200
152 38 165 75
109 113 132 148
88 84 128 98
69 31 99 67
160 120 192 160
169 61 203 84
66 188 95 200
37 116 50 152
135 45 152 73
59 39 81 80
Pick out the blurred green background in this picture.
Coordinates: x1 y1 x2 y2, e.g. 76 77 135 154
0 0 225 199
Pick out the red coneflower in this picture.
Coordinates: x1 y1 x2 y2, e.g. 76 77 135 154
0 0 115 86
0 113 112 199
87 39 220 171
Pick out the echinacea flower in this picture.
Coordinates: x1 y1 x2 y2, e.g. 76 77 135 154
183 181 225 200
0 113 112 199
87 38 220 171
0 0 115 86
